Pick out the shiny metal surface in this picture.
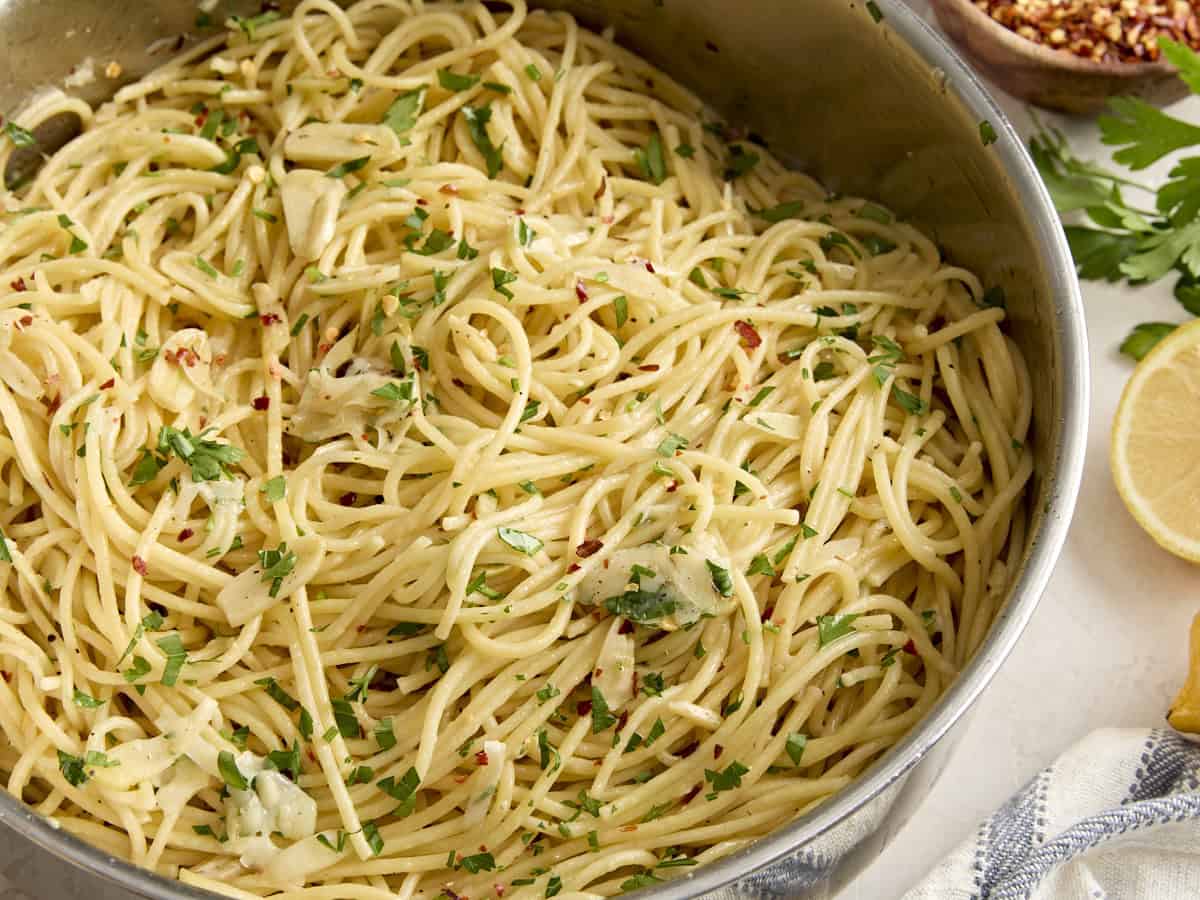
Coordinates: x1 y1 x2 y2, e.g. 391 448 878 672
0 1 1088 897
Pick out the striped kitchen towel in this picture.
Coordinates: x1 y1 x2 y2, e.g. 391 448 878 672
904 728 1200 899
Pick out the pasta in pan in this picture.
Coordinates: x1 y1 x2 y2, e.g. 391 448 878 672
0 1 1032 896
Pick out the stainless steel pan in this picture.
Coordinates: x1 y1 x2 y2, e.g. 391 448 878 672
0 1 1088 896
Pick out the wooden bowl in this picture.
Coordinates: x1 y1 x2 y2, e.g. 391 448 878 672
928 0 1190 114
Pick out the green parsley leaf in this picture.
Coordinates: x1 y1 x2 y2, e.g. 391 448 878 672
72 689 104 709
634 132 667 185
4 121 37 147
724 144 759 180
706 559 733 596
758 201 804 223
326 156 371 179
604 586 676 623
817 613 859 646
892 385 928 416
438 69 480 92
156 634 187 686
375 718 396 750
463 105 504 178
591 686 617 732
217 750 249 790
362 820 384 855
1099 95 1200 170
613 294 628 328
785 732 807 765
1119 322 1176 361
746 554 775 577
261 475 286 503
979 119 998 145
331 698 359 738
255 676 300 712
129 450 164 487
498 526 543 556
704 760 749 796
156 426 244 482
382 87 426 136
491 267 518 299
656 433 688 457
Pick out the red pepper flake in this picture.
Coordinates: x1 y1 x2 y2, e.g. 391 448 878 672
593 176 607 200
259 312 281 326
734 320 762 349
644 260 656 273
416 198 429 206
178 528 194 542
576 539 603 558
620 824 638 832
618 618 635 635
616 710 629 732
602 214 615 225
681 784 701 804
714 744 724 759
903 639 917 654
1 672 10 683
252 395 270 410
18 315 33 328
339 492 357 506
568 562 581 573
170 347 199 367
494 885 506 897
100 378 115 390
10 277 26 292
439 183 460 195
46 394 62 415
475 750 490 766
666 481 678 493
575 281 589 303
131 555 148 576
678 740 699 758
637 364 660 372
576 699 593 717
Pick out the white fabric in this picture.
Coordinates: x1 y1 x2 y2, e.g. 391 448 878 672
905 728 1200 900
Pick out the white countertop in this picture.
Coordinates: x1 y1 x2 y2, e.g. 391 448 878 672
3 7 1198 900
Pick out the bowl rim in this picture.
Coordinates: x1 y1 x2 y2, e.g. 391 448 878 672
0 1 1089 898
930 0 1179 76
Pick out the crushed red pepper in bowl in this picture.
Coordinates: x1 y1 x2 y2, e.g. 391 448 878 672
976 0 1200 63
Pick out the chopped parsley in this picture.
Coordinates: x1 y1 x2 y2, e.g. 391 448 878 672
497 526 543 556
463 105 504 178
706 559 733 597
382 87 426 137
326 156 371 179
604 585 675 623
257 542 297 599
156 634 187 686
261 475 286 503
217 750 249 790
491 267 518 299
634 132 667 185
817 613 860 646
438 69 480 92
375 718 396 750
590 686 617 733
704 760 749 798
656 433 688 457
785 732 807 765
72 689 104 709
156 426 244 482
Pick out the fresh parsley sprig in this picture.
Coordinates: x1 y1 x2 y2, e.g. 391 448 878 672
1031 38 1200 360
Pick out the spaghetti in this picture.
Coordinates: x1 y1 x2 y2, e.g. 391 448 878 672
0 1 1033 897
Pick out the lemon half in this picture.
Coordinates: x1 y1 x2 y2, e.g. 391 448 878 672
1111 318 1200 564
